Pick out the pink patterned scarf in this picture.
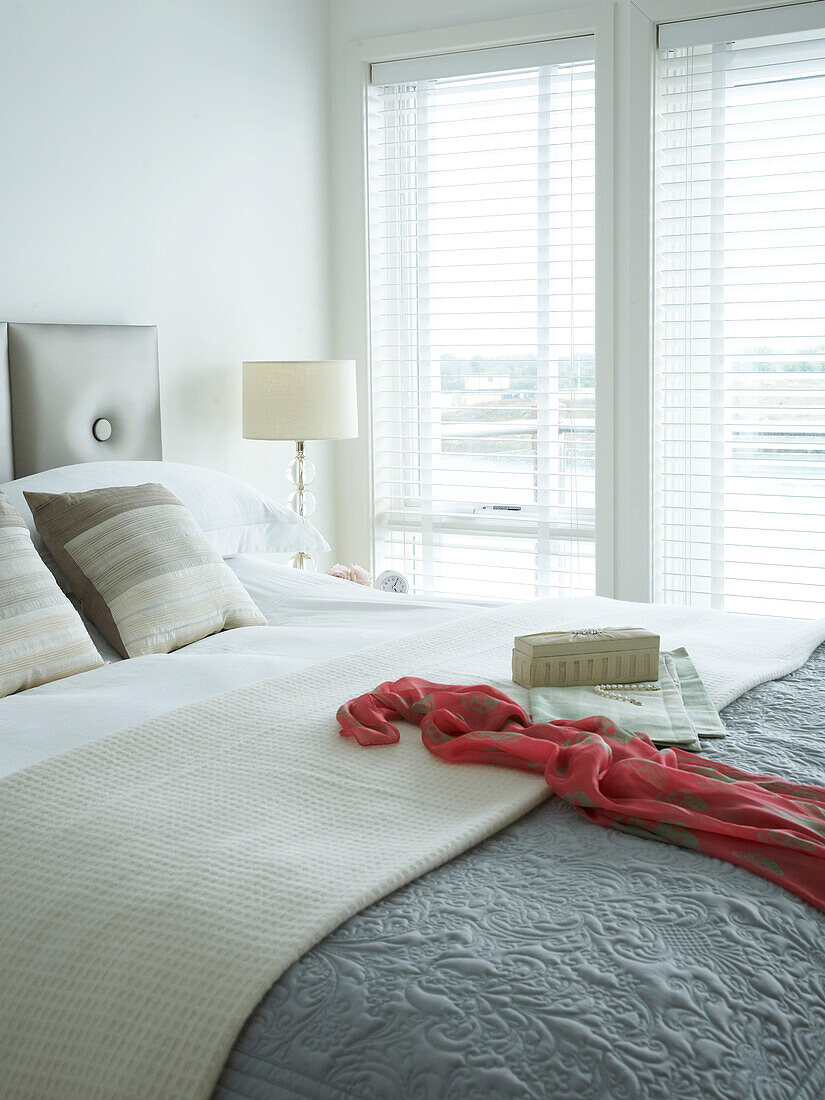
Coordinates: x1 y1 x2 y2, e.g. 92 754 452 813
338 677 825 911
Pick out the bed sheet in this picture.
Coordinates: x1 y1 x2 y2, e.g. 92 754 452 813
0 557 490 778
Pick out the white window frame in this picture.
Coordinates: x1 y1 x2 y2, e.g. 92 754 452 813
333 5 616 598
367 35 599 600
631 0 824 609
331 0 812 604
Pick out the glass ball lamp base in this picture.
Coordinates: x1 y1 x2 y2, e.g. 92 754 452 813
287 441 318 571
287 488 317 517
289 551 316 571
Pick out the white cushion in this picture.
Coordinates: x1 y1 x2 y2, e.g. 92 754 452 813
2 461 329 564
0 490 104 696
26 482 268 658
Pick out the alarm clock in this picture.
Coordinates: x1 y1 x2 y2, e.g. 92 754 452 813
376 570 409 594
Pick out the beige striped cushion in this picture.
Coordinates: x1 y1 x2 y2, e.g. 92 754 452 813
26 484 267 658
0 491 104 697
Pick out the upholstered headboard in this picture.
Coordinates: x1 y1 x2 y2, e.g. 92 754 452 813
0 323 161 482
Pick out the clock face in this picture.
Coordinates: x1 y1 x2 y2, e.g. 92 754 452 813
376 570 409 594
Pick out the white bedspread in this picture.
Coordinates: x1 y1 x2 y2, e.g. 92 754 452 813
0 557 491 778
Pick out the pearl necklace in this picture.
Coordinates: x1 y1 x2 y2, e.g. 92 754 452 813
593 682 661 707
568 628 660 705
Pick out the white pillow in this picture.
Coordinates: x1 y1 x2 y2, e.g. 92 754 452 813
2 461 329 561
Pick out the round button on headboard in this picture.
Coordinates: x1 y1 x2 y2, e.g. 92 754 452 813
92 417 113 442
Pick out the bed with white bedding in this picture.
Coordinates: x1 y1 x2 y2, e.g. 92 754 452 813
2 560 824 1100
0 556 492 778
1 324 824 1100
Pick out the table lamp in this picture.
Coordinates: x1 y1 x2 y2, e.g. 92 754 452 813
242 360 358 570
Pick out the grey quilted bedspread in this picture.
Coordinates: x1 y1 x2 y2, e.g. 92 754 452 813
214 647 825 1100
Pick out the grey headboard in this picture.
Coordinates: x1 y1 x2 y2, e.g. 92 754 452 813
0 323 161 481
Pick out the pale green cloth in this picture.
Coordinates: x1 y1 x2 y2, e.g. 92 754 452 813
529 648 726 752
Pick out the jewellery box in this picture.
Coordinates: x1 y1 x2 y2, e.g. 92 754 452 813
511 627 660 688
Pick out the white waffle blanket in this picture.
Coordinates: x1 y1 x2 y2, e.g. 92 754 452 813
0 596 823 1099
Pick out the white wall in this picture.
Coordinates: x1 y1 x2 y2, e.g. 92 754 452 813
0 0 335 563
330 0 585 40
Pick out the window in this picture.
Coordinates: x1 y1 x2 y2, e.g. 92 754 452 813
655 4 825 618
367 39 596 600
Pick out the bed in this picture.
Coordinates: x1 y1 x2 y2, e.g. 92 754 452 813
0 324 824 1100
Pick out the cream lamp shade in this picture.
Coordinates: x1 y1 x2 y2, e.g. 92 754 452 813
242 360 358 441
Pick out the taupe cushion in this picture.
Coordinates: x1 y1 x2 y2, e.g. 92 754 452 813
0 490 104 697
26 483 267 658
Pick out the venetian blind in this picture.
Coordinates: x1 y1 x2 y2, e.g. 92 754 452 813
654 4 825 618
367 39 596 600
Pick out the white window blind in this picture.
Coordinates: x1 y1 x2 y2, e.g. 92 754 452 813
367 40 596 601
654 6 825 618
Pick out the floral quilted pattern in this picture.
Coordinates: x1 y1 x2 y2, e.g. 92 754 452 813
214 647 825 1100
